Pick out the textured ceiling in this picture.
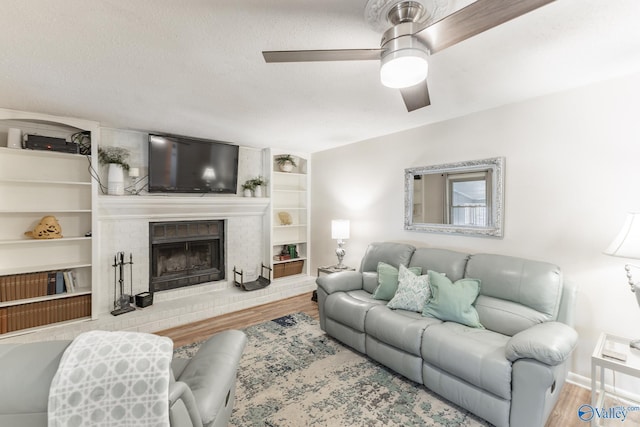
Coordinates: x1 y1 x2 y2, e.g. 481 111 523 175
1 0 639 152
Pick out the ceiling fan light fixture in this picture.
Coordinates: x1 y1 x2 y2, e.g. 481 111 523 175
380 47 428 89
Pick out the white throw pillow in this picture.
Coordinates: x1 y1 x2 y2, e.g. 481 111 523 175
386 264 431 312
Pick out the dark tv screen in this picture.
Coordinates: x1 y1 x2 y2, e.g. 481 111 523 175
148 134 239 193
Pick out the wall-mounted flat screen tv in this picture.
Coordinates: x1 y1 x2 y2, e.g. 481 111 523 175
148 134 239 194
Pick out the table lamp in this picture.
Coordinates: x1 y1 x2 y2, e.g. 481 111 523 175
331 219 350 269
604 212 640 349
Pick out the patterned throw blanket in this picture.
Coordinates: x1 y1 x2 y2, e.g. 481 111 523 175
48 330 174 427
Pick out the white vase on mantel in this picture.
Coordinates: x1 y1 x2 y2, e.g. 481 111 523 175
243 188 252 197
107 163 125 195
253 186 262 198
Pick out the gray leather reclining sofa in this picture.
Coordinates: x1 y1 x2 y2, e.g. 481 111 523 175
316 242 578 427
0 329 247 427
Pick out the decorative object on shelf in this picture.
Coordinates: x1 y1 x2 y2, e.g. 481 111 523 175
241 176 268 197
249 175 267 197
273 259 304 278
7 128 21 149
331 219 350 269
111 251 135 316
604 212 640 349
275 154 297 172
127 167 144 195
241 181 254 197
278 211 293 225
98 146 130 196
24 215 63 239
287 244 298 259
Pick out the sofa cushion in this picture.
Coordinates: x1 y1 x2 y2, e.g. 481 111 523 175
366 306 441 356
324 290 385 332
421 322 512 400
466 254 563 336
409 248 470 282
387 265 431 312
475 295 550 337
359 242 416 273
422 271 483 328
372 262 422 301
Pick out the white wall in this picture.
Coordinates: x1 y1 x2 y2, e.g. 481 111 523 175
311 71 640 394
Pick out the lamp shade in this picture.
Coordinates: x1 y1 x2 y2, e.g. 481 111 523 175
604 212 640 259
331 219 350 240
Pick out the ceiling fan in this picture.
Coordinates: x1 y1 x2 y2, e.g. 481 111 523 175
263 0 555 112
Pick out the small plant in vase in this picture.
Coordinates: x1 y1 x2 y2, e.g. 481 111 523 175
241 181 255 197
275 154 297 172
249 176 267 197
98 146 130 195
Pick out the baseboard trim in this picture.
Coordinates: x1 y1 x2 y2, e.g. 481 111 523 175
568 371 640 403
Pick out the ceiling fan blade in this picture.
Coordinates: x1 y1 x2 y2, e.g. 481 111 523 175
263 48 383 63
399 81 430 112
414 0 555 54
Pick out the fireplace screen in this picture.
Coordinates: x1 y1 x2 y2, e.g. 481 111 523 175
149 220 224 292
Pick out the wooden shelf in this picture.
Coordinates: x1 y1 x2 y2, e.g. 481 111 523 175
0 290 91 308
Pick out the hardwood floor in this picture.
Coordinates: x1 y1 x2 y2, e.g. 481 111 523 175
155 292 588 427
156 292 319 349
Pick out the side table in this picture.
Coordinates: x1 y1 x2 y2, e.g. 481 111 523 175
588 332 640 426
311 265 355 302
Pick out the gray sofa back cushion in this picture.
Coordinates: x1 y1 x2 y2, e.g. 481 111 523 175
408 248 470 282
360 242 416 293
359 242 415 273
466 254 563 336
359 242 416 294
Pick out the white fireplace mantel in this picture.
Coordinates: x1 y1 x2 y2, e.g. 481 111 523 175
98 195 269 220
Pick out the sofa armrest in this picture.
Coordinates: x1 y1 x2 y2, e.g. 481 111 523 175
506 321 578 366
169 381 204 427
175 330 247 426
316 271 364 295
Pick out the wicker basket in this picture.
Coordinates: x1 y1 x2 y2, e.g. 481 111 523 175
273 260 304 278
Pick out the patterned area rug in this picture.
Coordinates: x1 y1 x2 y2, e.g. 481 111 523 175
174 312 488 427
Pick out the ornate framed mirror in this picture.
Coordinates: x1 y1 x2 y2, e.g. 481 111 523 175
404 157 505 237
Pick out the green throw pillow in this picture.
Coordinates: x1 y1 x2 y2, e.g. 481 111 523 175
372 262 422 301
422 270 484 328
386 264 431 312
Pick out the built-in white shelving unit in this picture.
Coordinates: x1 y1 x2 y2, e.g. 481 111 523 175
264 149 310 279
0 108 99 336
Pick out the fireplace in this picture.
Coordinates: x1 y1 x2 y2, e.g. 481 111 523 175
149 220 225 292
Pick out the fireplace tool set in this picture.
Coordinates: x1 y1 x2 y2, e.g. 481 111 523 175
111 251 136 316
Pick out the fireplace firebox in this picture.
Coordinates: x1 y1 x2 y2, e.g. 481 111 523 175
149 220 224 292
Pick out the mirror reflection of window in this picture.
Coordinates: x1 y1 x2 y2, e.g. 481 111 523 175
449 178 488 226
